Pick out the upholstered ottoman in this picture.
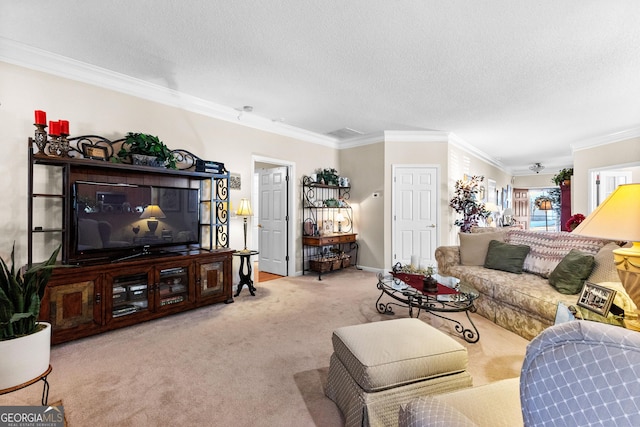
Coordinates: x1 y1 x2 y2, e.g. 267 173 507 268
325 318 472 427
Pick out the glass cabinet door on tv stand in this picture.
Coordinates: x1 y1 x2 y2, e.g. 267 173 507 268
301 176 358 280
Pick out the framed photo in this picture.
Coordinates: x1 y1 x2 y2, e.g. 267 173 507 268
82 145 108 161
323 220 334 234
230 173 241 190
577 282 617 317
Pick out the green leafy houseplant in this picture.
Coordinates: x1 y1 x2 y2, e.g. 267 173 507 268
117 132 177 169
316 168 339 185
552 168 573 186
0 244 60 340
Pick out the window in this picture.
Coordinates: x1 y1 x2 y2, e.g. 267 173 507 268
529 188 560 231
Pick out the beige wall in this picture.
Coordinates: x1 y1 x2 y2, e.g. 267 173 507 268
512 172 556 189
339 142 384 269
573 137 640 214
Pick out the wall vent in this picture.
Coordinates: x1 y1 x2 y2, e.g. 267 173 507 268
326 127 364 139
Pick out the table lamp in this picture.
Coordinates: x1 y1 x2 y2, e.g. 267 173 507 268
236 198 253 252
140 204 166 234
572 183 640 306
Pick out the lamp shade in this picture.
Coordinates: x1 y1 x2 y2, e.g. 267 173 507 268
236 198 253 217
335 212 345 222
573 184 640 307
538 200 553 211
572 184 640 242
139 204 166 219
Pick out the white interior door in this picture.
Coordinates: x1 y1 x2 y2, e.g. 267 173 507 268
258 167 288 276
392 166 439 268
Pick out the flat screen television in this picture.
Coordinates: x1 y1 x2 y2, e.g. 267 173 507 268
72 181 200 263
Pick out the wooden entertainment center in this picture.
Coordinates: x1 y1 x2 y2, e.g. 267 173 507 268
28 133 233 344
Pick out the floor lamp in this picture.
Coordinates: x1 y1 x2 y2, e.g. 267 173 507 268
539 199 552 231
236 198 253 252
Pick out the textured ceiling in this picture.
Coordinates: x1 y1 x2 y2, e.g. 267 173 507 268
2 1 640 174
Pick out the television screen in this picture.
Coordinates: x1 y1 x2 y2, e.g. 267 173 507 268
73 181 200 262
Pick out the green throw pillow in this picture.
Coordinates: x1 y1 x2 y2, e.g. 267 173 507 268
484 240 530 274
548 249 595 294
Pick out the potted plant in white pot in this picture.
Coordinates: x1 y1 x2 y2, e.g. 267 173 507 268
0 244 60 389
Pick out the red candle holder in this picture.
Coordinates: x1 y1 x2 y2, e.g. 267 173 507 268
33 123 48 154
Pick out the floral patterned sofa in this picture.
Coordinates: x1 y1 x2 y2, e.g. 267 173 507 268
435 228 633 340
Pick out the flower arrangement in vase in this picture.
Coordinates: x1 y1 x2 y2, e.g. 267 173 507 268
566 213 585 232
449 175 490 233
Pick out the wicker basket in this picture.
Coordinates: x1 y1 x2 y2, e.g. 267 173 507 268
309 255 351 273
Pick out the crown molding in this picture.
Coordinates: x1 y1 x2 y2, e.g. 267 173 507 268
571 126 640 152
446 132 506 171
338 131 385 148
339 130 507 172
0 38 338 148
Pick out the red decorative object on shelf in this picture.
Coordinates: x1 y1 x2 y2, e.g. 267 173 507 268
48 120 60 136
59 120 69 135
34 110 46 125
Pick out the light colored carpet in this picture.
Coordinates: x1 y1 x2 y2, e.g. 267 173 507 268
0 269 529 426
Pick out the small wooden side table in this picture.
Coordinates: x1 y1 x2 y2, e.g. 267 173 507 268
233 250 259 296
0 365 52 406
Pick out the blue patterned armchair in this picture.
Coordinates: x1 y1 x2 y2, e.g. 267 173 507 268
399 320 640 426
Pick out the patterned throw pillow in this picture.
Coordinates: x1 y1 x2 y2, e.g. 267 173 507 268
588 242 622 283
506 230 610 278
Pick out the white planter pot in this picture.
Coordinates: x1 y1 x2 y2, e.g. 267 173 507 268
0 322 51 390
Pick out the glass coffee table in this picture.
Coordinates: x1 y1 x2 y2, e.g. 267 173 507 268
375 271 480 343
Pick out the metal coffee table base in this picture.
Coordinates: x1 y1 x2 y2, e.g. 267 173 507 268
376 276 480 343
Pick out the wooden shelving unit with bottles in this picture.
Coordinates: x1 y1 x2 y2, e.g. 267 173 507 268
301 176 358 280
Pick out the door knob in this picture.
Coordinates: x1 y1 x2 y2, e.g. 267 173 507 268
428 224 436 228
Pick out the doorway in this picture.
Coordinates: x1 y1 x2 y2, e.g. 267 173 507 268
252 156 295 277
391 165 440 268
588 164 639 213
